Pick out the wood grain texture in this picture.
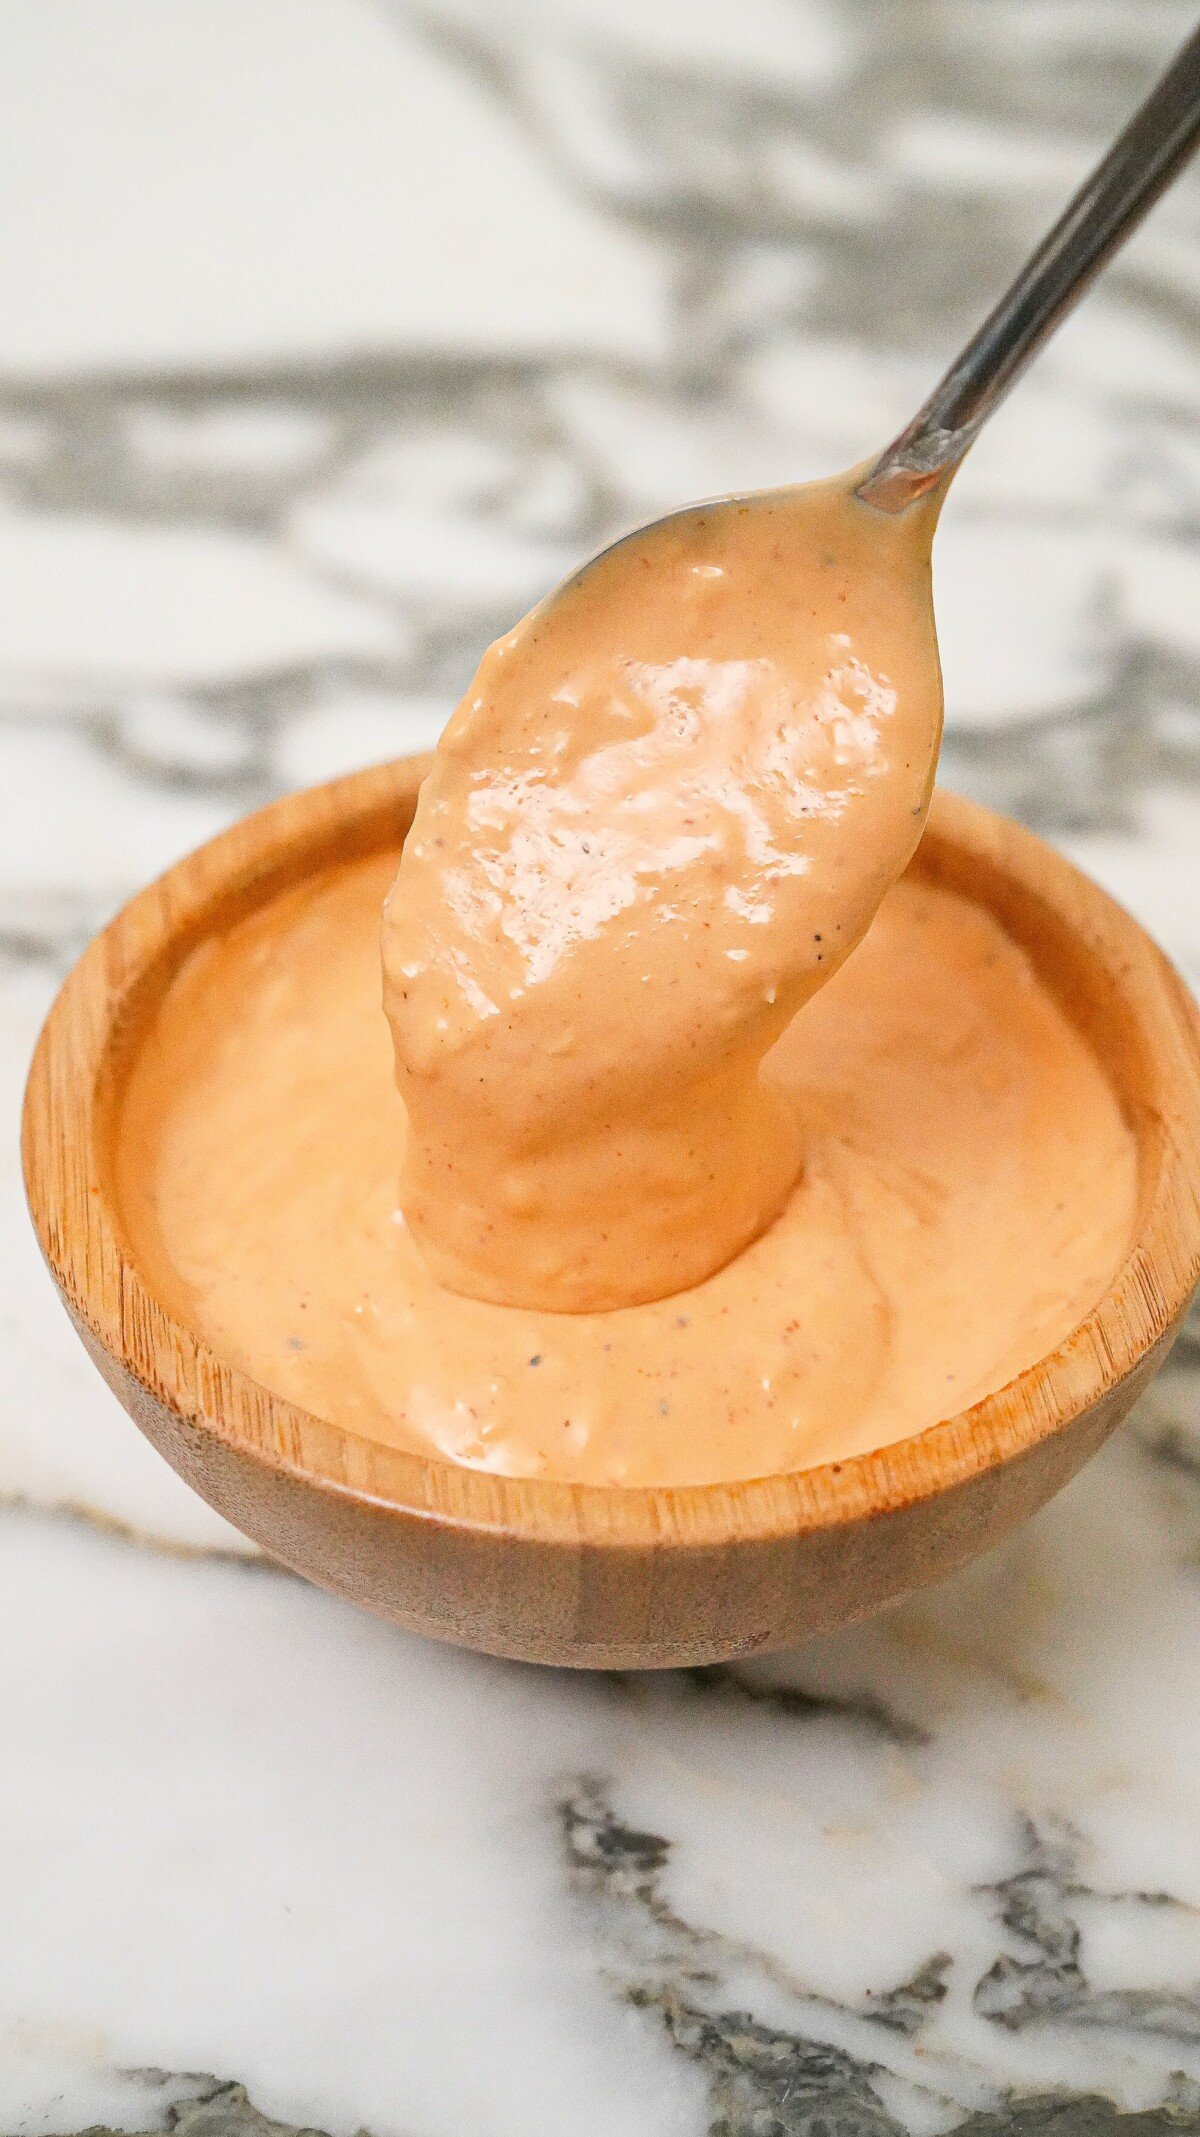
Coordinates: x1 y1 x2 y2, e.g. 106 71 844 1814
22 765 1200 1668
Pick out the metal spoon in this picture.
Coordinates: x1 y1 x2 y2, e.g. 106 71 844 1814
858 18 1200 512
544 20 1200 602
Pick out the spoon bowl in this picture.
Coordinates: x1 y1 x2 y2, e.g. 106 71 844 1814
23 758 1200 1668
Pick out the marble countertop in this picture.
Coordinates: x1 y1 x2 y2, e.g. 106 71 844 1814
4 2 1200 2133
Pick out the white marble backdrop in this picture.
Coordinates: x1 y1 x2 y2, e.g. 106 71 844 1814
3 3 1200 2134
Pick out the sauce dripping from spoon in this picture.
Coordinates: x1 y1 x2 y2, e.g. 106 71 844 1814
383 475 944 1310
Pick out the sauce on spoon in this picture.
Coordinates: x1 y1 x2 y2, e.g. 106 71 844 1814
384 474 944 1312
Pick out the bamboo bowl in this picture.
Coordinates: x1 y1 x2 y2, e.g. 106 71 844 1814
22 763 1200 1669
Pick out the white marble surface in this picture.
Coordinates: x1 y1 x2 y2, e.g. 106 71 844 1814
4 2 1200 2133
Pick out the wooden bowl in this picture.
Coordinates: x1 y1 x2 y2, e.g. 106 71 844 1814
22 764 1200 1669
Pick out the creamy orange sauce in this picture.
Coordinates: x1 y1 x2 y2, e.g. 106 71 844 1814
115 848 1136 1487
383 477 945 1312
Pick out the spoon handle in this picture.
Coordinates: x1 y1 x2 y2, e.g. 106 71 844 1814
857 21 1200 512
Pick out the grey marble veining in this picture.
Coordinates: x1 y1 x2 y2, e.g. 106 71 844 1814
3 3 1200 2133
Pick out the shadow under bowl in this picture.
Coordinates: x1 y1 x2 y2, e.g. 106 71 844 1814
22 763 1200 1668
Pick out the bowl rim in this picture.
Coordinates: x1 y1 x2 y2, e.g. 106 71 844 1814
22 763 1200 1555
